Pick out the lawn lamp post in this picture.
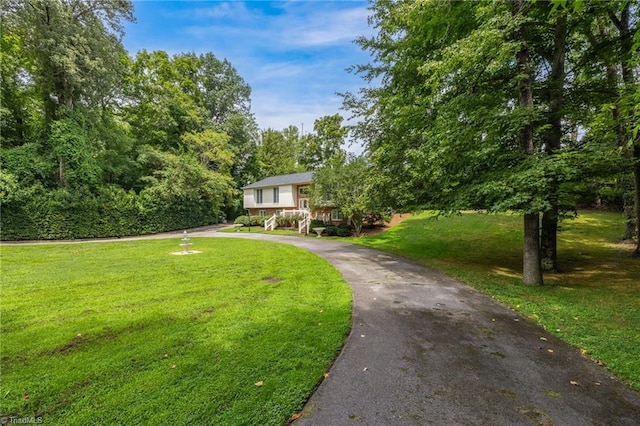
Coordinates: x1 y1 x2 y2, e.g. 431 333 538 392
247 210 251 233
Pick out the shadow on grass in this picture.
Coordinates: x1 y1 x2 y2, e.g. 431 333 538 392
360 211 639 291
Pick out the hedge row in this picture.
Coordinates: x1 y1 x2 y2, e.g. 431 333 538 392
309 219 354 236
233 215 266 227
1 186 221 241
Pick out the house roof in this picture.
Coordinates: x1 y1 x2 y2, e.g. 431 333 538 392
242 171 313 189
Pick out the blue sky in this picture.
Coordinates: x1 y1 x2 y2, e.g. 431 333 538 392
122 1 374 132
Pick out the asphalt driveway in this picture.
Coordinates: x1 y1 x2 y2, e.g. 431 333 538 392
201 231 640 426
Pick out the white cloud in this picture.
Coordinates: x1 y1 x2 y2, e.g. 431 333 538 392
253 61 315 81
179 2 371 51
280 7 371 48
169 1 253 20
251 89 344 132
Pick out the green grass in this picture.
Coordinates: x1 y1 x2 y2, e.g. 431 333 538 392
355 211 640 391
219 226 301 236
1 238 352 425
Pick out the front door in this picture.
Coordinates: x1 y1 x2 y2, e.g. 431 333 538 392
299 198 309 210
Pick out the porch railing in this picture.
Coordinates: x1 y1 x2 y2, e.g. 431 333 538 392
264 214 277 231
263 209 310 233
298 212 310 234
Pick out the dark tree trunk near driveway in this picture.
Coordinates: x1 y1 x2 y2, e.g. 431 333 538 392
513 0 543 285
541 12 567 272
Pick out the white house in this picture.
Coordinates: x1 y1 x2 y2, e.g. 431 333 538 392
242 171 313 216
242 171 344 232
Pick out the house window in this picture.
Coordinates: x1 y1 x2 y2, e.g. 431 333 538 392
298 186 309 196
255 189 263 204
331 209 343 221
299 198 309 209
259 210 266 216
273 187 279 204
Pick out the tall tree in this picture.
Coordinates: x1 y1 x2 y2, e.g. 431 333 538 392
311 155 376 235
124 50 204 152
124 50 259 194
257 128 301 177
571 0 640 254
346 0 582 284
539 6 568 272
299 114 347 170
513 0 543 285
3 0 134 188
8 0 134 122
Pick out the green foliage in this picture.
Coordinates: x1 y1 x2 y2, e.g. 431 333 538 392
363 212 390 226
255 117 349 177
276 214 304 228
9 0 134 119
299 114 347 170
257 128 303 177
233 215 266 227
312 155 383 235
347 0 638 215
181 129 234 174
1 6 255 240
323 224 353 237
49 114 102 189
0 184 223 241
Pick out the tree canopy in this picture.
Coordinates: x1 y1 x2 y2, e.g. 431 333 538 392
0 0 357 240
344 0 640 283
0 0 260 238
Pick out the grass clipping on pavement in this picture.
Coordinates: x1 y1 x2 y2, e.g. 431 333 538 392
1 238 352 425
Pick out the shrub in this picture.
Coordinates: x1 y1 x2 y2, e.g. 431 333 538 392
310 219 327 229
324 225 339 236
276 216 293 227
322 224 352 237
337 223 353 237
233 215 265 227
276 214 304 228
234 215 249 226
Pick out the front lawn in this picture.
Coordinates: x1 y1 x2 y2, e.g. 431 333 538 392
355 211 640 391
1 238 351 425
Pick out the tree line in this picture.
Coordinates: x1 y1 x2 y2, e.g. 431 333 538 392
2 0 637 287
0 0 349 240
341 0 639 284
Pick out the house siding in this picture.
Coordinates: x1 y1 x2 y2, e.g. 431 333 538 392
244 185 297 210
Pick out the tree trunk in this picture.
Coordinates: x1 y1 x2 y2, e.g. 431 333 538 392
523 213 543 285
541 206 558 271
513 0 543 285
541 12 566 272
633 144 640 256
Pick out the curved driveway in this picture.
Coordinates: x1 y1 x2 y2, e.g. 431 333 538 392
195 230 640 425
